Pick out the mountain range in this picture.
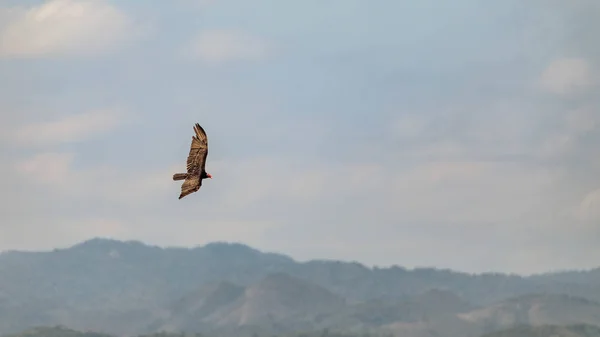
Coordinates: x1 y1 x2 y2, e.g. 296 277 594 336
0 238 598 337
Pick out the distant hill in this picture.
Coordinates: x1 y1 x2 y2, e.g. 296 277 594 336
0 238 598 336
2 326 382 337
480 324 600 337
2 326 113 337
153 273 346 334
375 293 600 337
458 293 600 331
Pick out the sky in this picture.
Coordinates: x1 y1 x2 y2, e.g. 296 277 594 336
0 0 598 275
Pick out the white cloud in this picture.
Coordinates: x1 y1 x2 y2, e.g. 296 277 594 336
390 114 429 139
566 105 598 134
540 133 573 158
204 159 386 212
540 105 598 158
3 145 597 273
2 153 280 252
243 157 592 274
12 153 175 207
187 29 270 64
389 161 558 224
175 0 216 9
539 57 595 95
0 0 597 279
0 0 139 58
11 108 127 147
92 165 177 206
404 141 466 160
207 156 559 228
14 152 74 185
577 188 600 222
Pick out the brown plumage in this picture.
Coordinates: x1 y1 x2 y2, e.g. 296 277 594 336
172 123 212 199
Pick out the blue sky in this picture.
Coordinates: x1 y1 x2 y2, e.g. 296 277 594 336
0 0 598 274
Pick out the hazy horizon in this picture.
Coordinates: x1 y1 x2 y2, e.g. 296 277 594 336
0 236 597 277
0 0 599 275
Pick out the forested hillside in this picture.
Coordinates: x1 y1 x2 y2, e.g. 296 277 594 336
0 239 598 337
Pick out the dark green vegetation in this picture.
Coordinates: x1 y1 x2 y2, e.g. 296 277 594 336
0 238 599 337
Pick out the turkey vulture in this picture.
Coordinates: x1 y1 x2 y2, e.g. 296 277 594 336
172 123 212 199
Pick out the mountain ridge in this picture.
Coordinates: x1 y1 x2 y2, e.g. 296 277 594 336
3 237 598 277
0 238 599 337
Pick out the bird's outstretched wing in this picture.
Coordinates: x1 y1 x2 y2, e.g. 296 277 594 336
178 123 209 199
179 175 201 199
186 123 209 174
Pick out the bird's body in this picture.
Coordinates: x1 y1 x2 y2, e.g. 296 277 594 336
172 123 212 199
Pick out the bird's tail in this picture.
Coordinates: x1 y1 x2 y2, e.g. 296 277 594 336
173 173 188 181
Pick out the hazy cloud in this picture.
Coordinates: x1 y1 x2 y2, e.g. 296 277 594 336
577 188 600 222
175 0 217 9
539 58 595 96
0 0 140 58
0 0 598 275
0 216 129 251
11 108 127 147
13 151 176 207
186 30 270 64
15 152 74 185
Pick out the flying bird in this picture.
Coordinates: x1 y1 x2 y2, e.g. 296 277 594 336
172 123 212 199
